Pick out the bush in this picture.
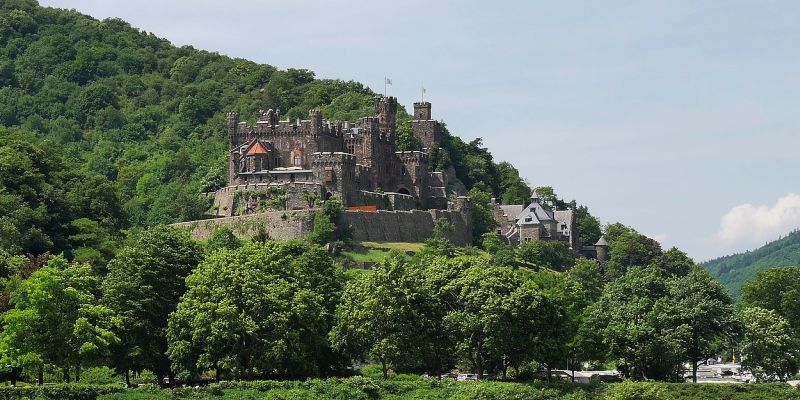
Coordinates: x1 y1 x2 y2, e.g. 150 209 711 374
0 384 124 400
602 381 671 400
80 367 121 385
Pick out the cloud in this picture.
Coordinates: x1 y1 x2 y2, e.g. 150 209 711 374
710 193 800 256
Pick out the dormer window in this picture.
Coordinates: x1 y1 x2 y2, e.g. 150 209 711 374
530 207 535 212
525 217 533 222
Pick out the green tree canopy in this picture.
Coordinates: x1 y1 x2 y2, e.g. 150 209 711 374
169 241 343 380
0 255 117 384
740 267 800 333
102 226 202 383
740 307 800 382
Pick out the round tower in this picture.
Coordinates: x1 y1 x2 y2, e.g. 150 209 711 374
595 236 609 264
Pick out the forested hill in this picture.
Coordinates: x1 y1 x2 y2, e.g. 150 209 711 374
0 1 535 261
704 229 800 298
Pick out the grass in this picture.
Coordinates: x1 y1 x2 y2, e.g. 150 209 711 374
360 242 425 252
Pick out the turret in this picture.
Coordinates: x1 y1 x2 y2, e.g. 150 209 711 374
309 109 322 135
595 236 609 264
413 101 432 120
226 111 240 148
374 96 398 135
410 101 440 149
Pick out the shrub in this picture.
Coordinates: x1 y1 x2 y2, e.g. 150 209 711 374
0 384 124 400
602 381 671 400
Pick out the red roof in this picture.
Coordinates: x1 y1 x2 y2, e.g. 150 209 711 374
247 141 268 155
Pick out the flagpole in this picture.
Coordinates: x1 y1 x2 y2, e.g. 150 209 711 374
384 77 387 97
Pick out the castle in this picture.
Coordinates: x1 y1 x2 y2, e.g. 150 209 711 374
207 97 462 218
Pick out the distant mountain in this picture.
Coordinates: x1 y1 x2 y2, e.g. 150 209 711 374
704 230 800 299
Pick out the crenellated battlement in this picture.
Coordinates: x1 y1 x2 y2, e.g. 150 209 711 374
311 151 357 165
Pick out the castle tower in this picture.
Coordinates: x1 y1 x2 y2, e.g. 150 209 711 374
595 236 609 264
227 111 240 149
410 101 440 149
310 109 322 135
312 152 357 206
413 101 432 120
374 96 398 136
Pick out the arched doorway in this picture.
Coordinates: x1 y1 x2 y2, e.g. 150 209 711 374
397 188 411 195
325 191 333 200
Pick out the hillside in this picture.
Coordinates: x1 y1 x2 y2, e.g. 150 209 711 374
704 229 800 298
0 0 537 259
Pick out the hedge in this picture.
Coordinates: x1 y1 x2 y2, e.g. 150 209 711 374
0 384 124 400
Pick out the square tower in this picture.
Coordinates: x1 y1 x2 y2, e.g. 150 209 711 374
411 101 440 149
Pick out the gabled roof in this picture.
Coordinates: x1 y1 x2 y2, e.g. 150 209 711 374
499 205 523 222
554 209 574 228
515 198 554 226
243 139 270 155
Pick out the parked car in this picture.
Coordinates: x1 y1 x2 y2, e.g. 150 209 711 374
457 373 479 381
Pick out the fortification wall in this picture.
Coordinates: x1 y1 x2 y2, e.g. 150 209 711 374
342 209 472 245
173 206 472 246
172 210 316 241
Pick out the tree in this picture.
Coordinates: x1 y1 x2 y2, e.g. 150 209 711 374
740 267 800 332
168 241 341 380
517 240 575 270
582 266 684 380
528 271 585 381
650 247 695 277
330 256 419 378
308 197 350 246
575 205 601 246
740 307 800 382
102 226 202 385
568 258 604 302
204 226 243 253
667 266 738 382
468 188 498 244
439 259 554 378
605 226 662 280
481 232 516 266
0 256 117 384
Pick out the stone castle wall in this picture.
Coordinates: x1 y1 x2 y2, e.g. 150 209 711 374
342 209 472 245
173 208 472 245
173 210 317 241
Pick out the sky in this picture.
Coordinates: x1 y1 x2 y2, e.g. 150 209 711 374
40 0 800 261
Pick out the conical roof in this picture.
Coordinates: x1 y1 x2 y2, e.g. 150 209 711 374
595 236 609 246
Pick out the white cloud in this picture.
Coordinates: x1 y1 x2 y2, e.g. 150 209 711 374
710 193 800 256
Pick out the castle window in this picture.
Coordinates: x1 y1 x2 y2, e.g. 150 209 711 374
294 156 302 166
401 166 407 176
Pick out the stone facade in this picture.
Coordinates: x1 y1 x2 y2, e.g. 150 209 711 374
212 96 451 217
491 193 576 248
173 207 472 246
491 194 608 263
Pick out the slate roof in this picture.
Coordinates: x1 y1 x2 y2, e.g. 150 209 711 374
554 210 574 231
499 205 523 222
515 199 554 226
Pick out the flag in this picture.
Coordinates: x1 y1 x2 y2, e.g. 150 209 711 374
385 77 392 85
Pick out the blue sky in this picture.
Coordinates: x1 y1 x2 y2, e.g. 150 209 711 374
40 0 800 261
